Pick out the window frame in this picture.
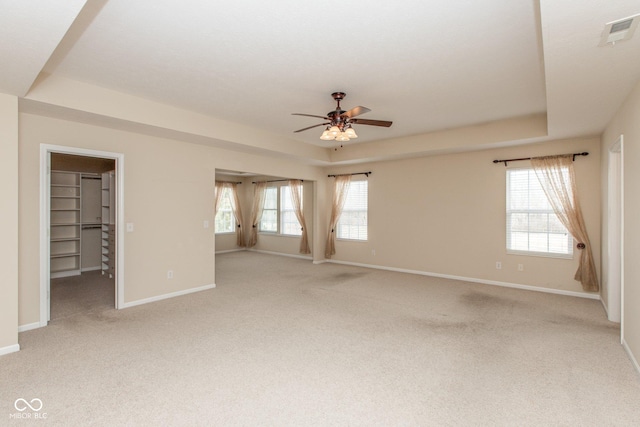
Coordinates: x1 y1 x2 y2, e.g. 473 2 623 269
258 184 303 237
505 167 573 259
336 179 368 242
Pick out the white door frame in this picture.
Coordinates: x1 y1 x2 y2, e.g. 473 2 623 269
607 136 624 334
40 144 125 326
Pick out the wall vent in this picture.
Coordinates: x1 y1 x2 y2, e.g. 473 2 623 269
599 14 640 46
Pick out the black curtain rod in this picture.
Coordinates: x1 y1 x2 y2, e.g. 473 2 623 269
216 181 242 184
493 152 589 167
252 179 304 184
327 171 372 178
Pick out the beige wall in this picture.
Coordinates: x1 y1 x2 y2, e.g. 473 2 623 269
0 94 19 353
602 78 640 365
327 137 601 295
18 113 325 327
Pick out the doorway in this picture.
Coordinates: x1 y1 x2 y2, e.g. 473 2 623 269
606 135 623 330
40 144 125 327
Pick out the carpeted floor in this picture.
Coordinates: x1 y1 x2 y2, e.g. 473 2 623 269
3 251 639 426
50 270 115 321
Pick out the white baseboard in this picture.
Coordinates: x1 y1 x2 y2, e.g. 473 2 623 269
18 322 42 333
215 248 247 254
247 248 313 261
326 259 600 300
622 339 640 376
313 260 328 265
0 344 20 356
120 283 216 309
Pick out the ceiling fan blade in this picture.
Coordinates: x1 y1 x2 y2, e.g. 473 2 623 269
293 122 330 133
292 113 330 120
341 106 371 118
350 118 393 127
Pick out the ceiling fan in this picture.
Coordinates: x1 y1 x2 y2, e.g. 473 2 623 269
292 92 392 142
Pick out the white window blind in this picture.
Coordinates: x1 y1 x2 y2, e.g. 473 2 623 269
260 186 278 232
337 180 368 241
506 168 573 257
280 186 302 236
215 186 234 234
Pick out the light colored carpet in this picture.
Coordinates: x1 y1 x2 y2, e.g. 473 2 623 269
2 251 639 426
50 270 115 321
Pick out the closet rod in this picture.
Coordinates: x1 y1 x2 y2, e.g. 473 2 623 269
492 152 588 166
327 171 372 178
81 225 102 230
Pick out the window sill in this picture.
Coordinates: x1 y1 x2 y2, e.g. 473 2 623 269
507 249 573 260
258 232 302 238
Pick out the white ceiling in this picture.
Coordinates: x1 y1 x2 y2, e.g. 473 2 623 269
3 0 640 156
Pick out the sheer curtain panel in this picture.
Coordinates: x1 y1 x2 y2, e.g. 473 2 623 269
249 182 267 247
325 175 351 258
531 155 599 292
288 180 310 254
214 182 225 216
227 183 246 247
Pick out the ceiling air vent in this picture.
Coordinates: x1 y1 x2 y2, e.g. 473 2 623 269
599 14 640 46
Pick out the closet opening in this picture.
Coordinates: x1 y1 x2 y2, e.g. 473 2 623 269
40 145 125 326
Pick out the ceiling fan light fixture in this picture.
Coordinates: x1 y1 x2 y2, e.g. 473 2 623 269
320 129 334 140
336 132 350 142
328 126 341 137
345 127 358 138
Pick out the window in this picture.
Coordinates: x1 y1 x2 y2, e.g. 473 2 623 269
506 168 573 257
259 185 302 236
337 180 368 241
260 187 278 232
215 186 234 234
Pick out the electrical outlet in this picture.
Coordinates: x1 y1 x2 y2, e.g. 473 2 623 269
372 249 376 256
204 220 209 228
518 264 524 271
496 261 502 270
167 270 173 279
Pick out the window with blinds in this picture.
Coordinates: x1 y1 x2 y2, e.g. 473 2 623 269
337 180 368 241
506 168 573 257
259 185 302 236
260 186 278 232
214 186 234 234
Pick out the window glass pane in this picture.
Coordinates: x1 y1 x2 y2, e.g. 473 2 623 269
509 232 529 251
549 233 570 254
509 213 529 232
529 232 549 252
263 187 277 209
260 209 277 232
215 187 234 234
506 169 572 257
259 187 278 232
337 180 368 241
280 185 302 236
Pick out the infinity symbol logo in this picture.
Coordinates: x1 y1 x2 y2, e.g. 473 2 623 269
14 398 43 412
